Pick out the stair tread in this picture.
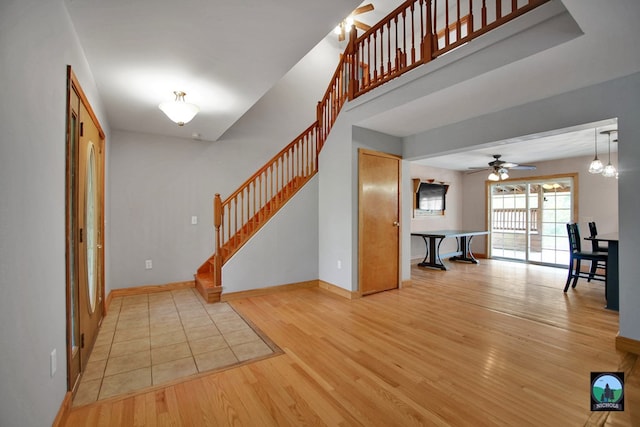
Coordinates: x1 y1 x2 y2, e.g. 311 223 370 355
195 273 219 288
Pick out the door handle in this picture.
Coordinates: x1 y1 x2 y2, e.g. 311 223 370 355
393 221 400 227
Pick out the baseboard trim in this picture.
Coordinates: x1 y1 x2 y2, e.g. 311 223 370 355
401 279 412 288
108 280 196 303
52 391 72 427
318 280 360 299
221 280 318 301
616 333 640 356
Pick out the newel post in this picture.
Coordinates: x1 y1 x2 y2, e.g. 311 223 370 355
423 0 435 61
213 194 222 287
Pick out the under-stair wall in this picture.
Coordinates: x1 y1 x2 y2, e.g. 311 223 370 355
221 176 319 294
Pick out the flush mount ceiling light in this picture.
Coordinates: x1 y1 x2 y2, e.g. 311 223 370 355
159 91 199 126
588 128 604 174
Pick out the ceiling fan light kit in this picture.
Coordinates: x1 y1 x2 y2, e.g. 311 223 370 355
334 3 374 41
159 91 199 126
470 154 535 181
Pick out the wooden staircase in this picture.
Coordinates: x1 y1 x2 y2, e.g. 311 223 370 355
195 176 310 302
194 123 319 303
194 0 551 303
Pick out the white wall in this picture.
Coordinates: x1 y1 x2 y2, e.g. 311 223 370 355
0 0 109 425
318 117 356 290
223 177 319 293
109 39 342 289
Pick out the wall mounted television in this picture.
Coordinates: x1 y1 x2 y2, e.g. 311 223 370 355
415 181 448 214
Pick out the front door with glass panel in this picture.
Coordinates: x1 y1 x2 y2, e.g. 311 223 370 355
77 104 103 368
66 68 105 392
489 176 574 266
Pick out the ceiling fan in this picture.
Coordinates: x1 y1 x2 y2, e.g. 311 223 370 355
469 154 536 180
334 4 374 41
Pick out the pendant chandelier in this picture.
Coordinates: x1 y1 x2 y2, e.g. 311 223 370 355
588 128 603 174
600 130 617 178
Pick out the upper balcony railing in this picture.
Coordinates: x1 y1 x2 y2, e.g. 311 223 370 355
318 0 549 144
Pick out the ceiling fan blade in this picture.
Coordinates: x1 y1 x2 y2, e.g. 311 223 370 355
352 4 374 15
509 165 537 170
354 20 371 31
501 162 518 168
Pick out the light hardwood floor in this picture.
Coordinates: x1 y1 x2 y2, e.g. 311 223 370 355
64 260 638 426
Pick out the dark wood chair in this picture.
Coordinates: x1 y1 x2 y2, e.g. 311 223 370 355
564 223 607 292
587 221 607 282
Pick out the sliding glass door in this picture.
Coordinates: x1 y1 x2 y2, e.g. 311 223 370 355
489 176 574 266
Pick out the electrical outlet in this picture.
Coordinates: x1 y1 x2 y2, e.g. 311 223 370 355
337 260 342 269
145 259 152 269
191 215 198 225
50 349 57 377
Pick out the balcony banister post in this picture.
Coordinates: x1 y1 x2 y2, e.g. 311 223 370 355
347 24 357 100
423 0 435 61
316 101 323 145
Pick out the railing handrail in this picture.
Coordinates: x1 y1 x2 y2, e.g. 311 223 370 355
222 122 319 206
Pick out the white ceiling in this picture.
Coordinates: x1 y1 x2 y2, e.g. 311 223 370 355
64 0 640 167
64 0 363 142
415 120 620 171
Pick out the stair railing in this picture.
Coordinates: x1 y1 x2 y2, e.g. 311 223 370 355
211 123 319 269
204 0 550 289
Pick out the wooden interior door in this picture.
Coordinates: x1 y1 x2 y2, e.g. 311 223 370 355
358 149 401 295
66 67 105 392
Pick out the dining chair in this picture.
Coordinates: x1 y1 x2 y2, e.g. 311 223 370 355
587 221 607 282
564 223 607 292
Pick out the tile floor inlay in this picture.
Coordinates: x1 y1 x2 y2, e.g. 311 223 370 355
72 288 279 406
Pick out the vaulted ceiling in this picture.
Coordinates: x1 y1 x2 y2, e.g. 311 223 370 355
64 0 363 142
65 0 640 168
